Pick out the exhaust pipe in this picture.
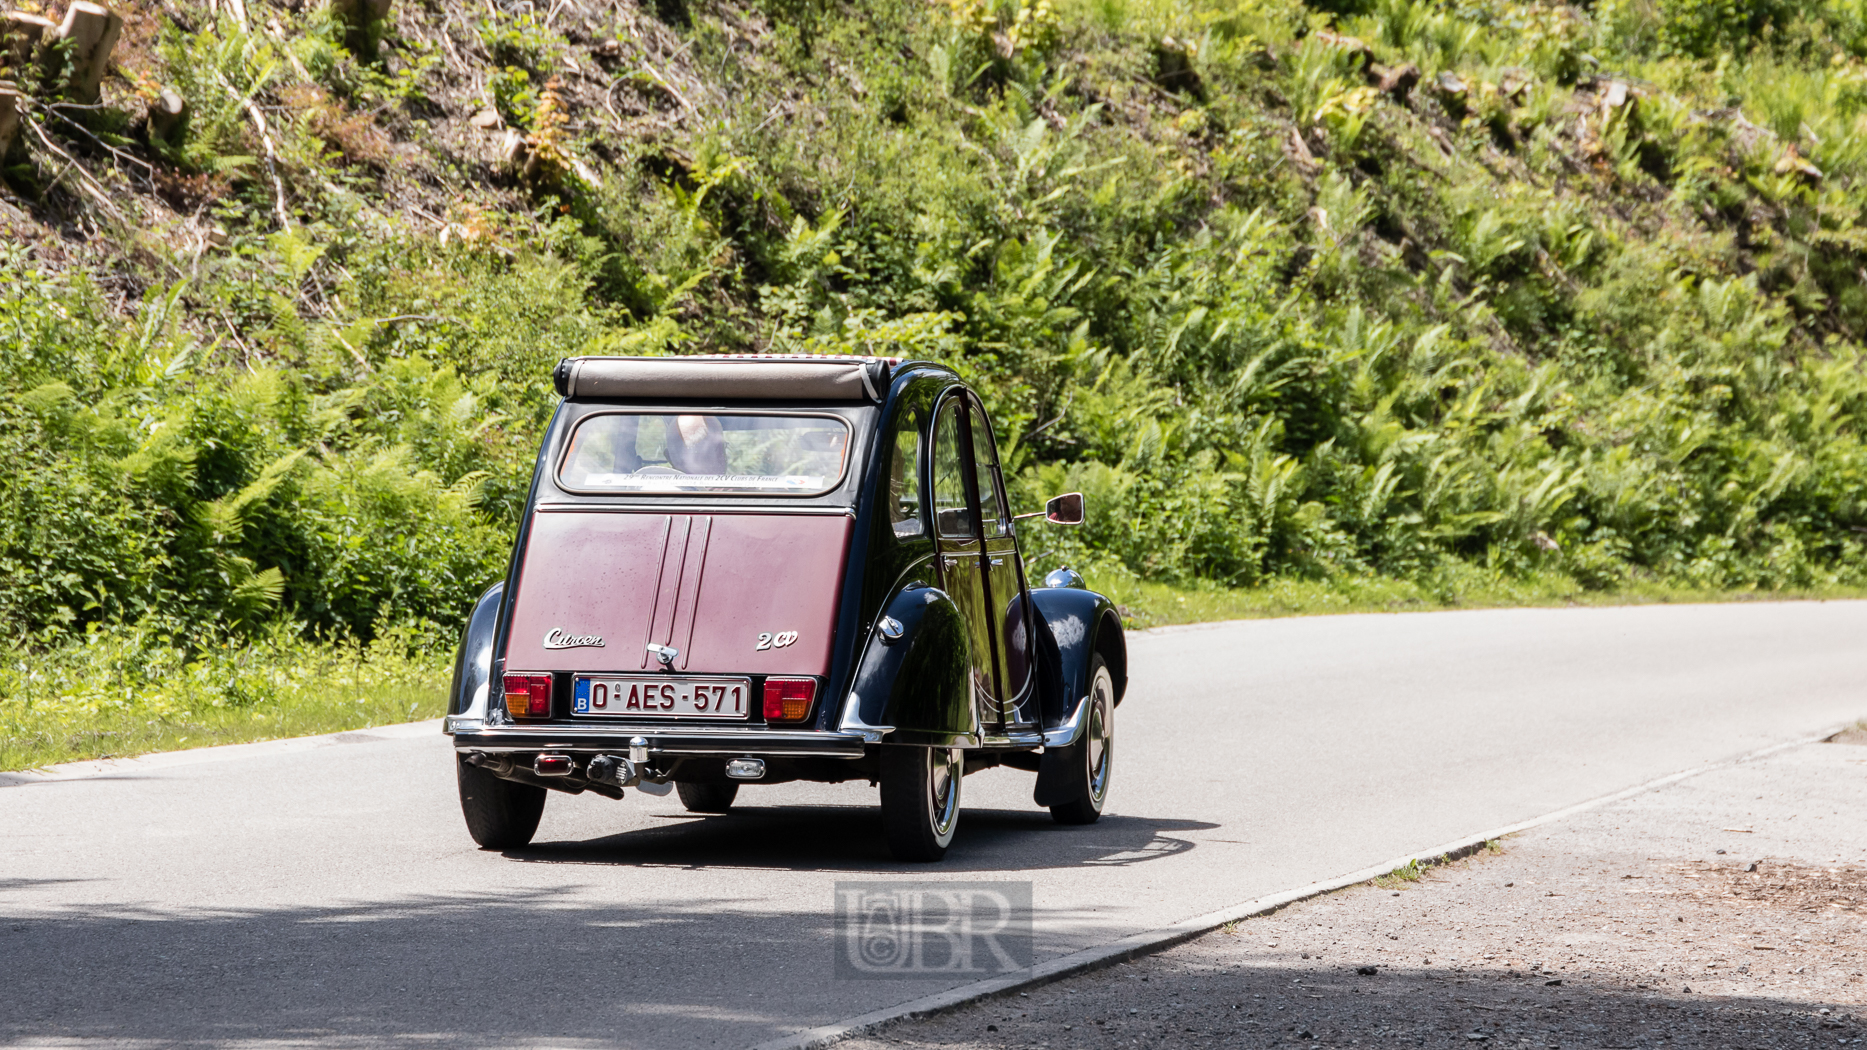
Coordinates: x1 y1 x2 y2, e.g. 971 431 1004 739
464 752 514 777
465 751 622 800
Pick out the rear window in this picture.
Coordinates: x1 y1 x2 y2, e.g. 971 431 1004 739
558 413 852 495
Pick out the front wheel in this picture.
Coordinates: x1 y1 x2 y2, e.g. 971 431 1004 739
457 756 546 849
880 745 962 861
1049 656 1114 825
676 781 739 813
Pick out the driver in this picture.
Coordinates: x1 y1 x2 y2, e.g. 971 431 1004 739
608 416 643 473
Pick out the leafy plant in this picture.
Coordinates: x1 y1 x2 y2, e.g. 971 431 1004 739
9 0 1867 765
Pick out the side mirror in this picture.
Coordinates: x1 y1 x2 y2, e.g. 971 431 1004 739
1045 492 1084 526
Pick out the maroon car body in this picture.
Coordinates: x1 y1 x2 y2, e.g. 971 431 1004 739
444 355 1126 861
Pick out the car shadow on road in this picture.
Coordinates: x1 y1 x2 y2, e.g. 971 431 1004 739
505 805 1217 873
0 876 91 894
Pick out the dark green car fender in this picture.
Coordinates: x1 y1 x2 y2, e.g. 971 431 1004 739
840 583 977 747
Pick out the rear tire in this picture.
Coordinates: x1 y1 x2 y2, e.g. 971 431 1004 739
1049 656 1114 826
457 756 546 849
676 781 739 813
880 745 962 861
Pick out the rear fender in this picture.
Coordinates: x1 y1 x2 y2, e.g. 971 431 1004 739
446 582 504 726
839 584 976 747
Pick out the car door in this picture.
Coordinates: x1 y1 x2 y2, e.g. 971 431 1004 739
966 398 1037 727
931 396 997 725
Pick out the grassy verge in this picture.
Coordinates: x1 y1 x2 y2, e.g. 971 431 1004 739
1090 566 1867 630
0 623 450 772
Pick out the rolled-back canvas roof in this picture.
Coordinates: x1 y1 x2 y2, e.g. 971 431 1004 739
554 355 898 401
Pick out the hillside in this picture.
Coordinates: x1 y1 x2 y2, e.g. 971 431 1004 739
6 0 1867 762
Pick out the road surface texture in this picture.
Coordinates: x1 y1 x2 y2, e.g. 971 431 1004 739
3 602 1865 1048
843 726 1867 1049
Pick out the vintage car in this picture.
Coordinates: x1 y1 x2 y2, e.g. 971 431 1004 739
443 354 1127 861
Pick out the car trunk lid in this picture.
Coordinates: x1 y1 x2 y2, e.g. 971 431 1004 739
503 510 851 676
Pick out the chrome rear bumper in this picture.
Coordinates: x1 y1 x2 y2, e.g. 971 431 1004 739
448 718 868 759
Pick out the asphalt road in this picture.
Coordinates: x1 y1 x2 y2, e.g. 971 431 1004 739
4 602 1865 1049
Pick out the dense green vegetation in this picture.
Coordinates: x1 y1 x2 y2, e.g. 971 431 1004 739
6 0 1867 763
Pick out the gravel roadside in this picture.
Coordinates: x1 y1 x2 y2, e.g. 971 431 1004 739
845 732 1867 1049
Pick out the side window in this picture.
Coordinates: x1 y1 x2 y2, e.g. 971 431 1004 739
887 421 925 539
932 401 974 539
969 403 1010 538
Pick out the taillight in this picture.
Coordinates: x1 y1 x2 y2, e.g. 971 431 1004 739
504 673 552 719
762 678 817 723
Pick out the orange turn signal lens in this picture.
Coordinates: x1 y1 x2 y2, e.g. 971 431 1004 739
503 673 552 719
762 677 817 723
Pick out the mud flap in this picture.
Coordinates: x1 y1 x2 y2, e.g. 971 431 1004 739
1033 743 1082 807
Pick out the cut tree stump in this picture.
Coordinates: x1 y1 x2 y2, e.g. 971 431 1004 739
147 86 186 143
2 12 52 77
329 0 392 54
0 80 19 159
47 2 122 105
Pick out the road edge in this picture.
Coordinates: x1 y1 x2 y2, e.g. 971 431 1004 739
0 718 444 787
747 722 1850 1050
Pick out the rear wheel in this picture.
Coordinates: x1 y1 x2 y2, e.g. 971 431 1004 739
457 756 546 849
880 745 962 861
1049 656 1113 825
676 781 739 813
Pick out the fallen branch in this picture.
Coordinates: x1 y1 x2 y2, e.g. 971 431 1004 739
23 115 125 221
330 325 373 373
45 103 155 173
636 63 693 114
602 75 625 128
371 313 456 325
242 99 290 228
215 310 255 363
747 102 787 137
213 69 290 228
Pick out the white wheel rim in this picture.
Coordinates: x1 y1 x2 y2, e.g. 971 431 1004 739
1085 668 1113 806
929 748 961 840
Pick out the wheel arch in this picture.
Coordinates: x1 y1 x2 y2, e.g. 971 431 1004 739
447 581 505 722
1093 606 1128 705
1028 585 1128 721
840 583 978 747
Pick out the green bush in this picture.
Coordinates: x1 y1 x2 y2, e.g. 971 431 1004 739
7 0 1867 705
1655 0 1796 58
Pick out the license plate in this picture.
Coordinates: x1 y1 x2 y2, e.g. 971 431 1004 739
571 676 751 719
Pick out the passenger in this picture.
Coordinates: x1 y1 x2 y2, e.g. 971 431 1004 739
666 414 727 474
